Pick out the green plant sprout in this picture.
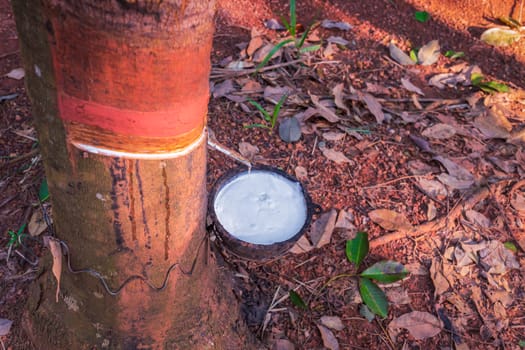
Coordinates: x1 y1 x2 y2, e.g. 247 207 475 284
245 94 287 131
471 72 509 93
6 223 27 261
290 232 408 318
444 50 465 59
256 0 320 72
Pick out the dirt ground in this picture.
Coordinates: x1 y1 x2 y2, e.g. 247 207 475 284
1 0 525 349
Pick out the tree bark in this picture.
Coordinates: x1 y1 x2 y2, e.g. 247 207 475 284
11 1 250 348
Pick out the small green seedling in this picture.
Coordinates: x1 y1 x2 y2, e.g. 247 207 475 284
409 48 419 63
289 290 308 310
414 11 430 23
6 223 27 261
471 72 509 93
444 50 465 59
256 0 320 72
245 94 287 131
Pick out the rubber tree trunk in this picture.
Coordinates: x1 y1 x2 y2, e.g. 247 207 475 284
11 1 248 348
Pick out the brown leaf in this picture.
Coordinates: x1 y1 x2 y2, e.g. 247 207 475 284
264 86 292 104
238 142 259 160
401 78 424 95
473 107 512 139
294 166 308 182
415 177 449 199
322 131 345 141
272 339 295 350
319 146 352 164
320 316 345 331
332 83 350 115
246 28 264 58
289 235 314 254
28 210 48 237
421 124 457 139
368 209 413 231
464 210 491 228
386 288 411 305
430 258 450 297
44 236 63 303
359 92 385 124
433 156 475 190
309 94 341 123
308 209 337 248
212 79 235 98
388 311 442 340
317 324 340 350
479 240 520 274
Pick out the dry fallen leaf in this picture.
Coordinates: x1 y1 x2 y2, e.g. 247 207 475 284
421 123 457 139
473 107 512 139
479 240 520 274
320 316 345 331
319 145 352 164
368 209 413 231
308 209 337 248
389 311 442 340
212 79 235 98
28 209 49 236
322 131 346 141
430 258 450 297
5 67 25 80
416 177 448 200
238 142 259 160
310 93 341 123
272 339 295 350
332 83 350 115
0 318 13 336
434 156 475 190
464 210 491 228
289 235 314 254
294 166 308 182
389 42 415 66
246 28 264 58
401 78 424 95
317 324 340 350
359 92 385 124
386 288 411 305
45 236 63 303
417 40 440 66
321 19 352 31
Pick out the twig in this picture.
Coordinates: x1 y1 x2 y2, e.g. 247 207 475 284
362 175 421 189
210 59 304 79
6 148 39 165
370 186 490 248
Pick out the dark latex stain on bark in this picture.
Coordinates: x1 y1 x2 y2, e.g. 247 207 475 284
110 158 128 247
126 159 137 241
162 165 171 260
134 160 152 249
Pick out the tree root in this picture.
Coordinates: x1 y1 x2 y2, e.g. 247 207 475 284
370 186 490 248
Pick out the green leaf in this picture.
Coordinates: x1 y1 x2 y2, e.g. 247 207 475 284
256 38 294 72
244 123 269 129
359 277 388 318
280 15 291 32
39 178 49 202
479 81 509 93
270 94 287 129
289 0 297 37
470 72 484 86
444 50 464 59
360 260 409 283
345 232 369 268
519 340 525 347
248 99 271 121
504 241 518 253
414 11 430 23
289 290 307 310
409 49 418 63
299 44 321 53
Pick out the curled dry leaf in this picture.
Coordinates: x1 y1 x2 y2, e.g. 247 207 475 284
389 42 415 65
212 79 235 98
317 324 340 350
322 131 345 141
359 92 385 124
480 27 522 46
417 40 440 66
421 123 457 139
430 258 450 297
332 83 350 115
401 78 424 95
309 93 341 123
238 142 259 160
389 311 442 340
327 36 350 46
246 28 264 58
289 235 314 254
433 156 474 189
44 236 63 303
264 19 286 31
321 19 352 31
368 209 413 231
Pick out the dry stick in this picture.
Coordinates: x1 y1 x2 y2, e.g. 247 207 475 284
210 59 304 79
369 186 490 248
